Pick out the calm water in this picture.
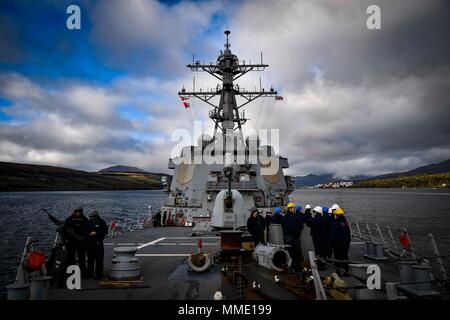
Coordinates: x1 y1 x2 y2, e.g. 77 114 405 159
1 188 450 297
291 188 450 243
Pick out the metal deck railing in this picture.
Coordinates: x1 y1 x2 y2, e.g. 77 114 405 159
346 216 449 284
105 206 156 238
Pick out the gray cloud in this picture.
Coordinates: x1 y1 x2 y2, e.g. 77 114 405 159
89 0 224 77
0 71 214 173
231 0 450 89
228 0 450 176
0 72 166 171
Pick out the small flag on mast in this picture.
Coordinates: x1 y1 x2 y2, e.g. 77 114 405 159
180 96 190 108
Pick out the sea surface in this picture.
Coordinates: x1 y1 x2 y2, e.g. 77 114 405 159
1 188 450 298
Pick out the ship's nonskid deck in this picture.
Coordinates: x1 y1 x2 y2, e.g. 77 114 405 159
50 227 221 300
48 226 445 300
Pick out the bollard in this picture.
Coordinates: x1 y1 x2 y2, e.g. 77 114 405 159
398 262 439 296
29 276 52 300
365 242 374 256
398 261 415 291
385 282 398 300
109 247 141 280
374 243 387 260
364 242 387 260
6 283 30 300
412 265 433 292
385 282 407 300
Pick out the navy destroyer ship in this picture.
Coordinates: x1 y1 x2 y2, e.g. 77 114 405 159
160 29 294 230
5 30 450 301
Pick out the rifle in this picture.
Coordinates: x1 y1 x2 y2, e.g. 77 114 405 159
42 208 83 243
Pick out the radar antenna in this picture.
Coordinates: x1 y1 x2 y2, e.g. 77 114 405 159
224 29 231 49
179 30 278 137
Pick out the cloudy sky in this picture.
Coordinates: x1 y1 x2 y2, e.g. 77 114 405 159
0 0 449 177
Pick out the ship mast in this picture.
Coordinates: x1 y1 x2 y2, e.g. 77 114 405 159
179 30 278 139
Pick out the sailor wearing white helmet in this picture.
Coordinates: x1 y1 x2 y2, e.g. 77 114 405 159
329 204 340 218
304 204 312 216
310 206 327 270
330 204 340 211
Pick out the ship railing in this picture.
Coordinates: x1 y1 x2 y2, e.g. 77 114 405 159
105 207 156 239
15 237 33 284
105 218 138 238
11 237 47 287
346 216 449 284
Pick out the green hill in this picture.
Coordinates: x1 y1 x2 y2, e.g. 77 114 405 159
0 162 168 191
353 172 450 188
369 159 450 180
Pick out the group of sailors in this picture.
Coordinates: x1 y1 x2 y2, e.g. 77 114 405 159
64 207 108 280
152 210 169 227
64 203 349 279
246 202 351 274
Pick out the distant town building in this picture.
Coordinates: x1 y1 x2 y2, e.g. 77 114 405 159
315 181 354 189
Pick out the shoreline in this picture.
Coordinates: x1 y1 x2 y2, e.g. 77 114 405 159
1 187 449 194
0 188 164 193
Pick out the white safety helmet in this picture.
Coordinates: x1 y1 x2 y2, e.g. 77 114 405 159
330 204 340 211
313 206 323 214
305 204 311 209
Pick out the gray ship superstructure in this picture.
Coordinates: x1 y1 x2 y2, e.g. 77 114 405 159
160 30 294 228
